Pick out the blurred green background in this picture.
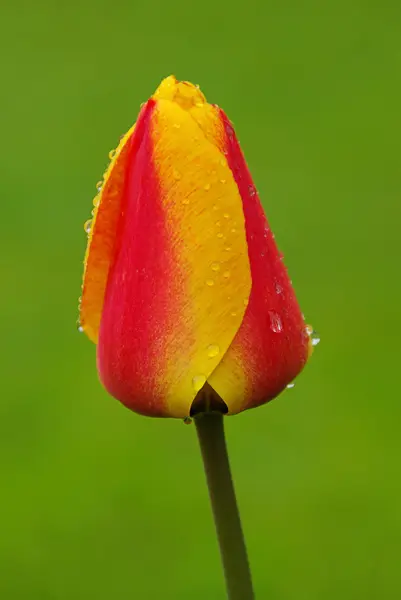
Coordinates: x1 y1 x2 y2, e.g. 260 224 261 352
1 0 400 598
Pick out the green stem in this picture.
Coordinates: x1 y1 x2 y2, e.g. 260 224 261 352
195 412 255 600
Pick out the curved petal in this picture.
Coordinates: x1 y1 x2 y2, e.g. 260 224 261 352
208 110 310 414
96 80 251 418
79 120 136 343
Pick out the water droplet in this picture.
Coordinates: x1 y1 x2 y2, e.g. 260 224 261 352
231 228 237 233
92 196 100 207
213 205 219 211
96 180 103 191
173 123 181 129
84 219 92 234
206 279 214 287
305 325 321 347
108 149 116 160
183 416 192 424
225 246 232 252
204 183 211 191
287 382 295 389
182 198 190 205
275 282 283 295
231 312 237 317
220 179 227 184
78 325 84 333
207 344 220 358
211 263 220 272
223 213 230 219
195 101 204 108
269 311 283 333
248 185 256 197
215 221 221 227
173 169 181 180
217 232 224 238
223 271 230 278
226 123 234 138
192 375 206 392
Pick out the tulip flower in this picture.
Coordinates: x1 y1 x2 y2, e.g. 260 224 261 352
79 76 313 420
79 76 317 600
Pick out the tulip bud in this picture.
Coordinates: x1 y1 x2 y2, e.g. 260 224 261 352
80 76 313 418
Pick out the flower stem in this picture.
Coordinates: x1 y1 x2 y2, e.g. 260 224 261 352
195 412 255 600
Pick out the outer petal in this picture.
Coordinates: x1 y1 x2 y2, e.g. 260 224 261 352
93 80 251 418
80 123 136 343
208 110 310 414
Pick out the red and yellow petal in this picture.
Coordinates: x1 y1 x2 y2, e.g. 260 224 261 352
80 122 136 343
208 110 310 414
82 77 252 418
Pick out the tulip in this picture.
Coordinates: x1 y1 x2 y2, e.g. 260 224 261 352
79 75 312 419
79 76 317 600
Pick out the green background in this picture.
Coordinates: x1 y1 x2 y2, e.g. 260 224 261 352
1 0 400 598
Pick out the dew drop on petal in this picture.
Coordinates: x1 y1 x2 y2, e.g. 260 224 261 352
84 219 92 234
96 180 103 191
213 205 219 211
217 232 224 238
211 263 220 272
223 213 230 219
77 325 84 333
108 149 116 160
305 324 320 346
92 196 100 207
311 331 320 346
275 282 283 295
231 311 237 317
248 184 256 197
204 183 211 191
192 375 206 392
207 344 220 358
182 198 190 205
206 279 215 287
287 382 295 389
223 271 230 278
269 310 283 333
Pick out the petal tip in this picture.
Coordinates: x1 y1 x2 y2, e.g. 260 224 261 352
153 75 206 110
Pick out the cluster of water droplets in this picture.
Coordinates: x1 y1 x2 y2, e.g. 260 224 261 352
83 179 103 236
